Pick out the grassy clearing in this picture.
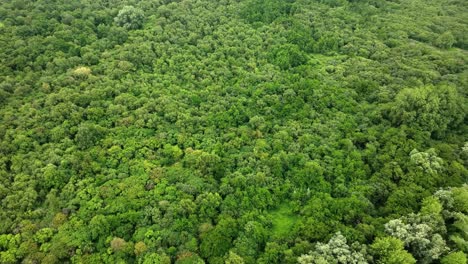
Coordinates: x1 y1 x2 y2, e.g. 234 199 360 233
269 203 299 238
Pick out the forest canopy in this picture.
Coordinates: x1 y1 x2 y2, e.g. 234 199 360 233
0 0 467 263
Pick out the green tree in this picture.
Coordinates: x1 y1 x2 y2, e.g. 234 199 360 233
75 123 105 149
410 148 444 174
114 6 145 30
298 232 369 264
434 32 456 49
385 218 448 263
200 217 238 263
441 251 467 264
390 85 465 137
270 44 308 70
142 253 171 264
225 251 245 264
370 236 416 264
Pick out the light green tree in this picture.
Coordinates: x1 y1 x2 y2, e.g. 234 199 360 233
385 218 448 263
441 251 467 264
390 85 465 136
434 31 456 49
298 232 369 264
410 148 443 174
114 6 145 30
225 251 245 264
370 236 415 264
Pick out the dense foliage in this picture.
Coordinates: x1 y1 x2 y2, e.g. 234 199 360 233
0 0 467 263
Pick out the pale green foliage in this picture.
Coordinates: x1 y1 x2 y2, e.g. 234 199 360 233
462 142 468 155
431 186 468 252
114 6 145 30
463 143 468 153
385 218 448 263
72 66 92 79
225 251 245 264
461 143 468 162
110 237 127 252
410 148 443 174
298 254 328 264
435 185 468 215
435 189 456 215
298 232 369 264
